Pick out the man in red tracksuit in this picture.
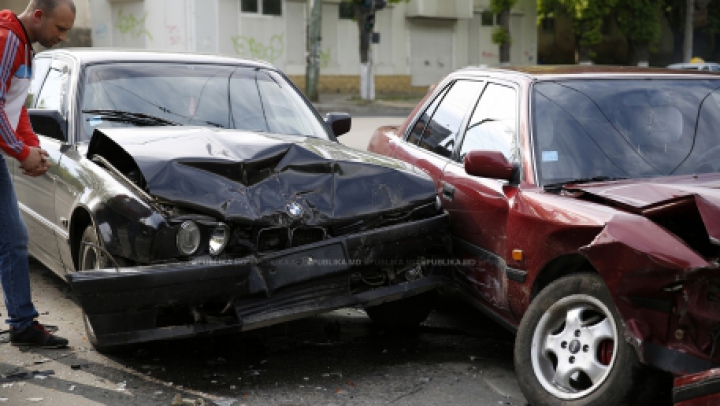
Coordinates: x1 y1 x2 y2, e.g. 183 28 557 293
0 0 75 348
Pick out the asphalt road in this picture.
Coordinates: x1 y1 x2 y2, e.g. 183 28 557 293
0 117 527 405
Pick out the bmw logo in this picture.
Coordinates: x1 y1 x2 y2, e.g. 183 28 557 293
287 202 303 218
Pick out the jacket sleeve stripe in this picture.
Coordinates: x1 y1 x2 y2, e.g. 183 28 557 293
0 32 25 155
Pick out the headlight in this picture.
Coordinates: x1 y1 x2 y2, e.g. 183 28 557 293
177 221 201 256
209 223 230 256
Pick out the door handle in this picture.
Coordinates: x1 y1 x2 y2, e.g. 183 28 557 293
441 181 455 201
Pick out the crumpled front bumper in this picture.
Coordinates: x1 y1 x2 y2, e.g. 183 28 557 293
67 214 449 346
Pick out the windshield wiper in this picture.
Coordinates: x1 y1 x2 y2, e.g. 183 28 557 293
543 176 628 190
83 109 179 126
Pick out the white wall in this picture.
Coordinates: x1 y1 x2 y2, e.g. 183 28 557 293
88 0 537 81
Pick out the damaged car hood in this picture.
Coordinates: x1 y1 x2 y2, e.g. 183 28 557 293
87 127 436 225
568 174 720 246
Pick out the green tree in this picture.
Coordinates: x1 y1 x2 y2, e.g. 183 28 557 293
661 0 687 61
491 0 519 64
539 0 616 63
616 0 662 66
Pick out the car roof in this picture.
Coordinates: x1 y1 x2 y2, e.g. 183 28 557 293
667 62 720 68
36 48 275 69
451 64 720 82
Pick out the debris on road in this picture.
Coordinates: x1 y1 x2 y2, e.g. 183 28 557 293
0 370 54 383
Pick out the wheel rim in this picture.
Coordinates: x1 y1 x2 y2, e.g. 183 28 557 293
79 237 106 270
530 294 619 400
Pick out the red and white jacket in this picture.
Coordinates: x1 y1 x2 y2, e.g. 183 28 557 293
0 10 39 162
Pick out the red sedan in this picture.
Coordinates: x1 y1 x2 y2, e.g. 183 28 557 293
368 65 720 405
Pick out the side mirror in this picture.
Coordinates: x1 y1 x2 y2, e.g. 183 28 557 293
464 150 515 181
325 112 351 137
27 109 67 142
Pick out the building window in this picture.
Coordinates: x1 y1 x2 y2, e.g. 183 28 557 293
541 15 555 32
339 3 355 20
481 11 494 26
241 0 282 16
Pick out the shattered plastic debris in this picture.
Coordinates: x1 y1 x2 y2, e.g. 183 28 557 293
69 385 75 391
117 381 127 391
171 394 207 406
0 370 54 383
203 373 225 380
33 375 47 380
33 358 51 365
0 398 6 402
26 399 43 403
207 357 226 366
212 399 237 406
141 364 162 371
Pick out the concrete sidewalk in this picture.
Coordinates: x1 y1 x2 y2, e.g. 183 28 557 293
312 93 425 117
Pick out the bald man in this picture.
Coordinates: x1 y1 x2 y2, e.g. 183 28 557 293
0 0 75 348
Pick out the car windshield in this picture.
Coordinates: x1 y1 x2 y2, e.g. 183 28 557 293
533 79 720 186
80 63 330 142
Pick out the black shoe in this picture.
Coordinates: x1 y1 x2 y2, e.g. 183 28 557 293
10 321 69 348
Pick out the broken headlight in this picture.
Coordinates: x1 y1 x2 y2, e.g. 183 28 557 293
209 223 230 256
177 221 201 256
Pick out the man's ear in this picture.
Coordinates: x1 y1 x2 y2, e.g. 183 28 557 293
32 9 44 23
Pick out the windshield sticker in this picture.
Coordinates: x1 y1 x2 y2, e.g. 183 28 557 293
88 116 103 127
542 151 558 162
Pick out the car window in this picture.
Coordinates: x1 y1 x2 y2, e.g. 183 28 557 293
407 85 450 145
35 59 70 114
80 63 330 142
533 79 720 185
26 57 52 108
416 80 485 158
458 83 518 163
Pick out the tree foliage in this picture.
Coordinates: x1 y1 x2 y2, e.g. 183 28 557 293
341 0 408 64
539 0 615 61
616 0 662 46
490 0 518 46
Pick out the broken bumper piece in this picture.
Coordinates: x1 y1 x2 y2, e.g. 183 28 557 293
67 214 449 346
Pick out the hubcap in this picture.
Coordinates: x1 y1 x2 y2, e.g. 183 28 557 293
530 294 618 400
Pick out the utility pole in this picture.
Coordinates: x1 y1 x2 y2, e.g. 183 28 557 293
306 0 322 102
684 0 694 62
359 0 385 101
360 1 376 101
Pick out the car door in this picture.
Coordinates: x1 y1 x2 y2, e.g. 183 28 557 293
14 57 71 273
392 79 485 192
440 81 520 319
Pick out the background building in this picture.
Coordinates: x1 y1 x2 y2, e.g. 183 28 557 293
86 0 537 94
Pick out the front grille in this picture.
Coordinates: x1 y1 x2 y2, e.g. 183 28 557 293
257 226 327 252
291 227 326 247
257 228 289 252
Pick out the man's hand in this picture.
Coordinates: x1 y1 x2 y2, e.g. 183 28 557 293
19 147 51 177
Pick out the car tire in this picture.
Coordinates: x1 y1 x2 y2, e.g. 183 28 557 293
77 225 133 354
365 290 437 332
514 273 659 406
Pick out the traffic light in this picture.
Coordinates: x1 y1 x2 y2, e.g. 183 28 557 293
363 0 386 10
364 13 376 31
